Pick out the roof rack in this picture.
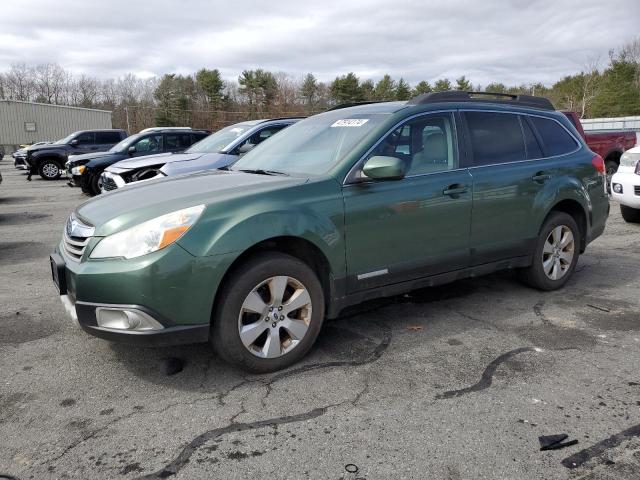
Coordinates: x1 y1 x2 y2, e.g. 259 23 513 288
407 90 554 110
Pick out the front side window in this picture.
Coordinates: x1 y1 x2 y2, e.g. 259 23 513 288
75 132 95 145
530 116 578 157
464 112 526 166
134 134 162 153
363 113 458 176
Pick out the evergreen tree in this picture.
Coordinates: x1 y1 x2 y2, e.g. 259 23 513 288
395 78 412 100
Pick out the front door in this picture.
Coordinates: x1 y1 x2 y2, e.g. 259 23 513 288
342 112 473 292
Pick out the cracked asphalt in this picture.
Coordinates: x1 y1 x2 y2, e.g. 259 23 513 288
1 159 640 480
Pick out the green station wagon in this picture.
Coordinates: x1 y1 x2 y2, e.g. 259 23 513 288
51 91 609 372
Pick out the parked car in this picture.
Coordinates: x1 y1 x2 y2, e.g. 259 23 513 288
66 128 211 196
12 141 51 170
100 118 300 192
51 91 608 372
611 145 640 223
25 129 128 180
562 111 636 185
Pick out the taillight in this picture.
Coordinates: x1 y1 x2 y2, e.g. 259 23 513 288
591 154 605 174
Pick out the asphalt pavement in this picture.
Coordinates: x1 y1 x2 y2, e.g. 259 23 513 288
1 159 639 479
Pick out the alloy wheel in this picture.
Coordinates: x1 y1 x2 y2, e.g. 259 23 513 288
542 225 575 280
42 163 59 178
237 275 312 358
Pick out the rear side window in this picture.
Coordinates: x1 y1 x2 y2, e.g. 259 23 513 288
529 117 578 157
464 112 525 166
165 133 192 151
96 131 123 144
192 132 209 143
521 117 543 159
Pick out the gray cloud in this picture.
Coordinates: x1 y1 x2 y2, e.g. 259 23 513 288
0 0 638 86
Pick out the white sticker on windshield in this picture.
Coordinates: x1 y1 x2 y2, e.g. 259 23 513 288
331 119 369 128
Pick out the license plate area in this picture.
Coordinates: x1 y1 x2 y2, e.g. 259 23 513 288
50 253 68 295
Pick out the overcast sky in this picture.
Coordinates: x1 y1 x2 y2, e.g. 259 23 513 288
1 0 638 87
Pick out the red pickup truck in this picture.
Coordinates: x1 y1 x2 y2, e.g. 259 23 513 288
562 111 637 180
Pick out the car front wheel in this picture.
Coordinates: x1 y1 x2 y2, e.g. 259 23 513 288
39 160 61 180
211 252 324 373
519 212 580 291
620 205 640 223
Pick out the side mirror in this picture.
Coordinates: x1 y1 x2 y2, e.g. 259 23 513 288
70 139 79 147
238 143 255 155
128 146 136 155
362 156 406 181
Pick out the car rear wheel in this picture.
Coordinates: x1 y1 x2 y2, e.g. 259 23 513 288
519 212 580 291
38 160 61 180
620 205 640 223
211 252 324 373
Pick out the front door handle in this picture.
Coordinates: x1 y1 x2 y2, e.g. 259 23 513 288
532 172 551 182
443 184 469 197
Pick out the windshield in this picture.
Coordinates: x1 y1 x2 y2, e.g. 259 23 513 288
54 132 78 145
109 134 143 153
186 123 252 154
231 111 389 176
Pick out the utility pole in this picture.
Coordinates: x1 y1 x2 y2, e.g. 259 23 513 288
124 106 131 133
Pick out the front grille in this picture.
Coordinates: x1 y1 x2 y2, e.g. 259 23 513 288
63 231 90 261
62 214 94 261
102 175 118 191
635 185 640 196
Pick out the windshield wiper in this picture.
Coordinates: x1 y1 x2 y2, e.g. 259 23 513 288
238 169 289 176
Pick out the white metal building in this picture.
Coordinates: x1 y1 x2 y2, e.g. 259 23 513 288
0 100 112 153
581 116 640 143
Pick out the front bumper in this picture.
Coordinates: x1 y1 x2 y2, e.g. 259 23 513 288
13 156 28 169
611 171 640 208
52 243 237 346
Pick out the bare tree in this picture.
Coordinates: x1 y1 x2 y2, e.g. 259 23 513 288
4 63 35 101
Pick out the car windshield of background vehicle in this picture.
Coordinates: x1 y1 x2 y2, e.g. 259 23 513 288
231 112 389 176
186 124 252 154
54 133 78 144
110 134 143 153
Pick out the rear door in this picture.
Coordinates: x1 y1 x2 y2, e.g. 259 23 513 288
342 111 473 291
463 110 556 265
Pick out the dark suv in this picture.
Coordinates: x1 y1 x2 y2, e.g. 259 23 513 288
66 128 210 196
51 91 609 372
26 129 127 180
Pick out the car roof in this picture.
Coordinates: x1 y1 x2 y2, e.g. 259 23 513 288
236 117 304 126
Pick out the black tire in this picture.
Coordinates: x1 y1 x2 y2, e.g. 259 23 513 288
89 173 103 196
211 252 325 373
605 160 618 194
519 212 581 291
621 205 640 223
38 159 61 180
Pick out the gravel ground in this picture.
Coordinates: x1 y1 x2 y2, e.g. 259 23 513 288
1 158 639 480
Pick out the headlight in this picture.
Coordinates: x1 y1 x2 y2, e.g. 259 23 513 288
620 152 640 168
90 205 205 259
71 165 86 175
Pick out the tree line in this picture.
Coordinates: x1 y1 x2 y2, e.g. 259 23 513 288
1 38 638 134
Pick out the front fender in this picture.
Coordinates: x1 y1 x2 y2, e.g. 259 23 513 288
32 150 66 164
178 178 346 279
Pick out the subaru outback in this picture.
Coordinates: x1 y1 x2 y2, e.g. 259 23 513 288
50 91 609 372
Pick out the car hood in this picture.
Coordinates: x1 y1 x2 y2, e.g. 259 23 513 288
76 169 308 237
67 151 113 165
106 152 177 171
28 143 66 153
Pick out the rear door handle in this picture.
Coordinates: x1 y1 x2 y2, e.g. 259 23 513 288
532 172 551 182
443 184 469 197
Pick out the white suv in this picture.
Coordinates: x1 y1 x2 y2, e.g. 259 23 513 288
611 145 640 223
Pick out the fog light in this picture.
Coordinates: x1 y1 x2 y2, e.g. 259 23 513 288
612 183 623 194
96 307 164 331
